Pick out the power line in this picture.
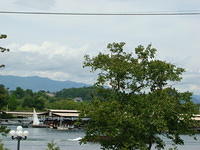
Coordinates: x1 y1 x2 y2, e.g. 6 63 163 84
0 11 200 16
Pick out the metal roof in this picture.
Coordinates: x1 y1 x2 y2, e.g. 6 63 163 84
48 109 79 113
52 112 79 117
5 111 46 115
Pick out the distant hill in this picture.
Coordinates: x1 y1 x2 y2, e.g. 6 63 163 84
55 86 114 101
192 95 200 104
55 86 96 101
0 75 89 92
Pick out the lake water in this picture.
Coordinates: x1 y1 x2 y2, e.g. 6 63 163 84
2 126 100 150
2 126 200 150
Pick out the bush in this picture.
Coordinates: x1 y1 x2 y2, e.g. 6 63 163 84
46 141 60 150
0 141 9 150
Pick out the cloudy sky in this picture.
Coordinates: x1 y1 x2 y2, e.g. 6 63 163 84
0 0 200 93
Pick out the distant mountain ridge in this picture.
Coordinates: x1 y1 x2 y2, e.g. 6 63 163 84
0 75 89 92
192 95 200 104
0 75 200 104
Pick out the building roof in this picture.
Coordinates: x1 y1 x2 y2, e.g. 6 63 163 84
47 109 79 113
53 112 79 117
4 111 46 116
2 109 80 117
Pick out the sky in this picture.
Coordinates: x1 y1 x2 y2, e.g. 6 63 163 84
0 0 200 93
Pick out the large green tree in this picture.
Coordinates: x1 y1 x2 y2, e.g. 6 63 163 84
0 34 9 68
11 87 25 99
82 42 196 150
0 34 9 108
0 34 9 136
22 95 46 110
0 85 8 109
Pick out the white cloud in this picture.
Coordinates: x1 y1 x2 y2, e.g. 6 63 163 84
1 41 200 94
14 0 55 10
174 72 200 94
0 41 97 84
0 0 200 93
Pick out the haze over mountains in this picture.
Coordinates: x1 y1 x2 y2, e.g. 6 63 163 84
0 75 89 92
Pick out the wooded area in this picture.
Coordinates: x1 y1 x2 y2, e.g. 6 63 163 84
0 85 113 111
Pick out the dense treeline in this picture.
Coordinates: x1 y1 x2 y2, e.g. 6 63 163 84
0 85 53 111
55 86 114 101
0 84 199 112
55 87 96 100
0 85 113 111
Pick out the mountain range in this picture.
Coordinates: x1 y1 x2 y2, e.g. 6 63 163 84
0 75 89 92
192 95 200 104
0 75 200 104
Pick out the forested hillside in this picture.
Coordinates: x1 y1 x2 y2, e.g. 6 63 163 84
55 86 113 101
55 87 96 100
0 85 113 111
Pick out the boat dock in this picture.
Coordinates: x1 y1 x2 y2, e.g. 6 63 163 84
0 109 82 129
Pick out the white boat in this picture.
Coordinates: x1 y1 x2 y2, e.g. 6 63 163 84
57 126 69 130
68 137 82 141
33 108 40 126
32 108 48 128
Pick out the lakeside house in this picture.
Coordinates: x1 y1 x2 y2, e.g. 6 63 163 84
73 97 83 102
